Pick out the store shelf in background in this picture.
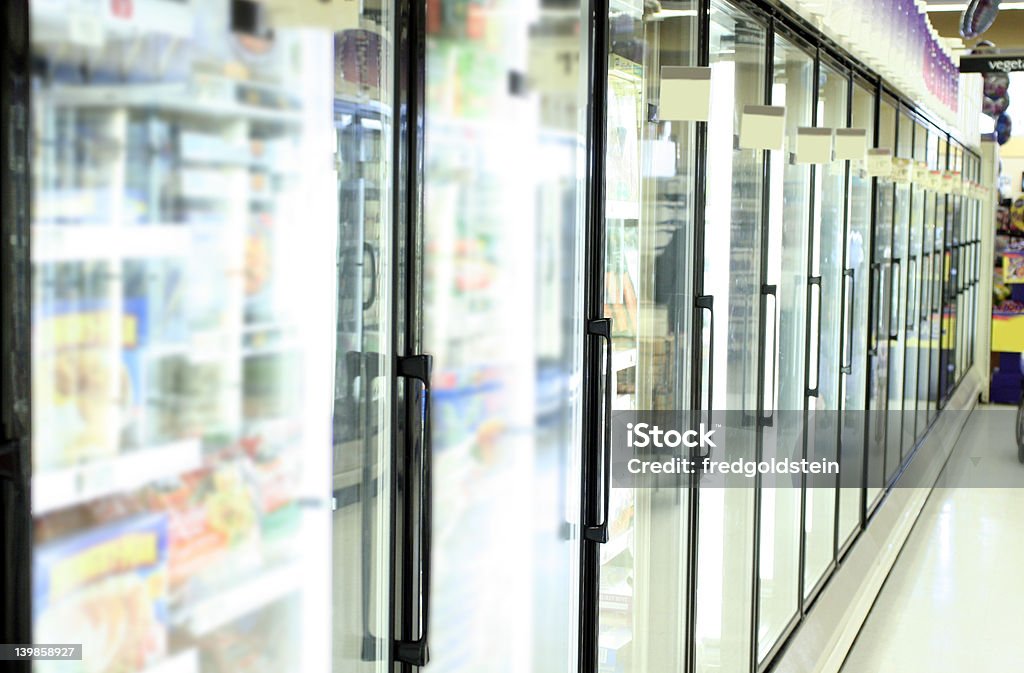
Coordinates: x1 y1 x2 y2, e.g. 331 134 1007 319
992 312 1024 353
32 224 192 263
144 649 199 673
175 560 304 637
44 84 303 125
32 439 202 515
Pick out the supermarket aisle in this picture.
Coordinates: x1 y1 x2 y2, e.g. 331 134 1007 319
840 405 1024 673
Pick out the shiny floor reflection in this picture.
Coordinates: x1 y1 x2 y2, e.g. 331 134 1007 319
841 404 1024 673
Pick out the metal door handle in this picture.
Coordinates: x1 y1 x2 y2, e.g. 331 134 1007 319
841 269 854 375
762 284 778 426
584 318 612 544
807 276 822 397
396 354 433 666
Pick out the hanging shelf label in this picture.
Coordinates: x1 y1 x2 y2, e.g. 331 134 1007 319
834 128 867 162
795 127 833 164
659 67 712 122
866 148 892 178
739 105 785 151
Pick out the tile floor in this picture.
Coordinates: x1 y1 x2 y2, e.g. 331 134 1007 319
840 404 1024 673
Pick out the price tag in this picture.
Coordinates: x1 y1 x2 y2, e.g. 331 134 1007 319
265 0 360 31
892 157 912 184
795 127 832 164
739 105 785 151
913 161 928 185
866 148 892 178
929 170 942 191
834 128 867 161
528 34 581 94
941 170 954 194
659 66 712 122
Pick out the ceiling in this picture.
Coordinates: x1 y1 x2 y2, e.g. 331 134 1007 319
926 2 1024 51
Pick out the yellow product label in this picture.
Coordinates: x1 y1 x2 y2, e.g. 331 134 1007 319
50 532 159 601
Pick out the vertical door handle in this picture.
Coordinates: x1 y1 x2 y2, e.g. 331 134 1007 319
807 276 823 397
697 295 715 450
888 258 901 341
761 284 778 426
362 243 377 310
697 295 715 409
584 318 612 544
868 264 881 357
841 269 855 375
396 354 433 667
921 254 931 322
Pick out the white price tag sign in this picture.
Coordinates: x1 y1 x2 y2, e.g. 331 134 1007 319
834 128 867 161
913 161 928 185
866 148 892 178
795 127 833 164
659 66 712 122
739 105 785 151
892 157 912 184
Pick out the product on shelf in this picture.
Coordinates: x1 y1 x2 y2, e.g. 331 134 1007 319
1012 197 1024 232
33 261 122 471
33 513 170 673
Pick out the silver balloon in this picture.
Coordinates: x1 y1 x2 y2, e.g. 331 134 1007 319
960 0 1002 39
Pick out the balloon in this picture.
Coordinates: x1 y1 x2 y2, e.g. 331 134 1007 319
960 0 1002 39
984 72 1010 98
984 94 1010 118
995 112 1012 145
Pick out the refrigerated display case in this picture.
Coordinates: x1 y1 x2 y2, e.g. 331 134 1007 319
595 2 699 671
865 95 897 509
694 4 765 673
883 109 912 480
0 2 989 673
23 1 396 672
837 77 874 554
803 57 848 599
756 33 813 662
422 0 589 670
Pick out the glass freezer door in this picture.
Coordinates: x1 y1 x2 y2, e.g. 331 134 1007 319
598 2 698 671
837 78 874 551
696 3 765 672
803 58 848 599
27 1 395 672
865 96 896 507
420 0 589 670
757 33 813 662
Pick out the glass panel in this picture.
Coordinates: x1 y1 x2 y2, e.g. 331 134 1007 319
757 35 813 660
804 61 848 595
599 1 699 670
866 96 896 505
838 80 874 549
695 2 765 671
422 0 589 669
29 2 357 672
923 130 943 425
902 121 927 453
884 111 912 482
332 7 397 673
937 139 954 404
